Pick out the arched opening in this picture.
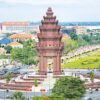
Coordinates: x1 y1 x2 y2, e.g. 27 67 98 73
47 57 53 73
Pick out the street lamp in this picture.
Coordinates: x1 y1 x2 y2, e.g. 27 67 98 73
40 89 46 100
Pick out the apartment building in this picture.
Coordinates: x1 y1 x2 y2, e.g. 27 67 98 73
73 26 87 35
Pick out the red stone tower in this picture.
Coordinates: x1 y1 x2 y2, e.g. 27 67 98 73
37 7 64 75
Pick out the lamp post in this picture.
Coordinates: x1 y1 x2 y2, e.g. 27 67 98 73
49 72 51 96
40 89 46 100
33 79 38 100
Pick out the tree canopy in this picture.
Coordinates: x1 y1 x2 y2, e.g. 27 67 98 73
70 32 78 40
4 72 12 83
11 40 38 65
4 45 12 53
90 71 95 83
12 91 25 100
62 38 78 54
52 77 86 100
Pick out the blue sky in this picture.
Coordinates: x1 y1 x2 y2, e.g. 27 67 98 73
0 0 100 22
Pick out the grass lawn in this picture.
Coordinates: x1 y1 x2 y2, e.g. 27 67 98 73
62 52 100 69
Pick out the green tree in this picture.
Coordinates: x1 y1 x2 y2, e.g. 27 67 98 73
4 72 12 93
11 39 38 65
12 91 25 100
4 45 12 53
23 39 36 48
21 46 38 65
52 77 86 100
90 71 95 83
70 32 78 40
21 39 38 65
11 48 22 62
4 72 12 84
62 38 78 54
76 38 88 47
34 79 38 87
82 34 91 42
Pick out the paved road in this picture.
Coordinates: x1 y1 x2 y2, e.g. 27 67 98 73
0 91 49 100
85 90 100 100
0 90 50 100
64 69 100 75
0 90 100 100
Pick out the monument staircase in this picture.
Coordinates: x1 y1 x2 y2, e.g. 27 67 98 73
0 73 47 91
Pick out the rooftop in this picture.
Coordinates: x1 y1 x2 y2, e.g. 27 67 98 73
8 41 22 46
62 34 70 39
9 33 33 39
0 37 12 44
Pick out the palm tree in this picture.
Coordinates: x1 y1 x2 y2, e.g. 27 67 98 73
12 91 25 100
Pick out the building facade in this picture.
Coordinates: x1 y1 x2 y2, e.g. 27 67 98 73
61 26 87 35
91 29 100 34
61 27 75 35
1 21 39 33
73 26 87 35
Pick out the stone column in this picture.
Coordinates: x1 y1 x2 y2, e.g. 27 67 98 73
39 55 47 75
57 54 61 75
53 57 56 74
39 55 43 75
43 57 47 75
53 54 61 75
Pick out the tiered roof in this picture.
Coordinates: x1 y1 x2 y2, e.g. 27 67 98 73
37 7 64 51
37 7 62 39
